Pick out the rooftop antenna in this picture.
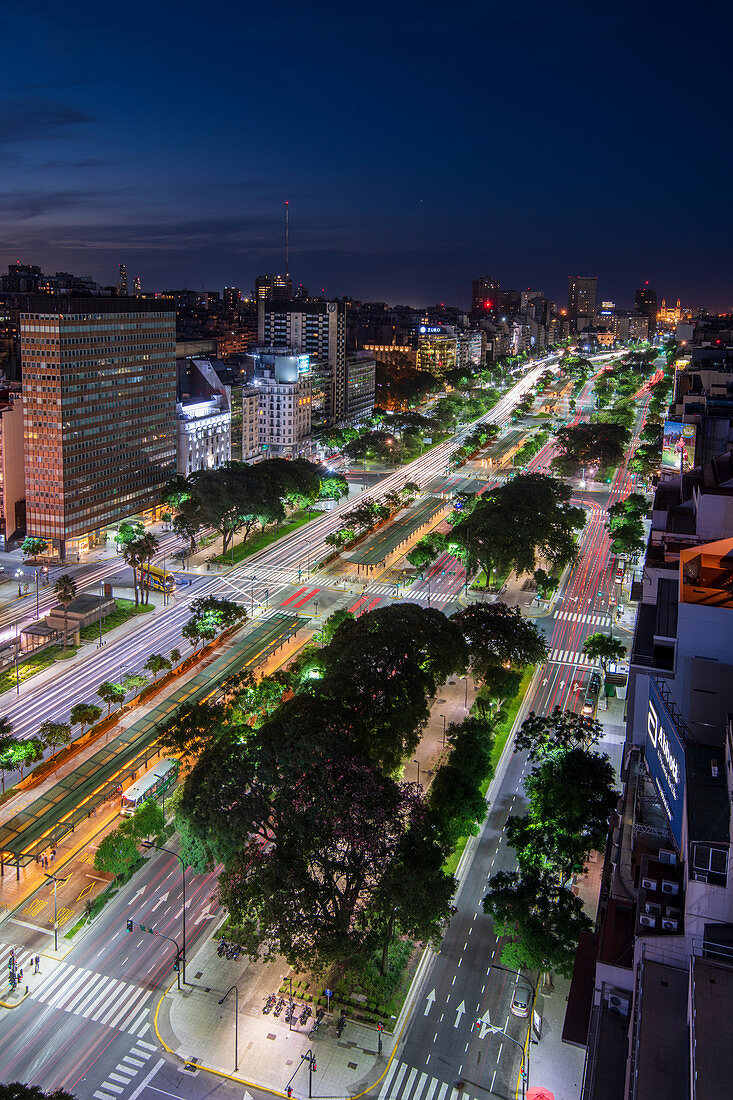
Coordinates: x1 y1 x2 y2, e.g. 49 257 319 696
285 200 289 278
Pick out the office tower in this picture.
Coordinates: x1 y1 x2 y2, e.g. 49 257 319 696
0 382 24 548
472 276 500 313
133 275 141 295
635 282 658 336
345 353 376 420
254 273 292 301
258 299 346 426
223 286 242 311
117 263 128 295
567 275 598 321
21 297 176 559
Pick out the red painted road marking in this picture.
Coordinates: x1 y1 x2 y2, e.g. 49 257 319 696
281 586 310 607
364 598 381 613
349 595 369 613
291 588 320 609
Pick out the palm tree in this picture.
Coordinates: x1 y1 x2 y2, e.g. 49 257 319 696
53 574 77 649
121 539 142 605
135 533 159 605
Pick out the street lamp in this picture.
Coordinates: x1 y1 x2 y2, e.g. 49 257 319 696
97 580 105 649
414 758 420 785
440 714 446 746
218 984 239 1071
15 569 22 598
44 871 69 952
141 840 188 983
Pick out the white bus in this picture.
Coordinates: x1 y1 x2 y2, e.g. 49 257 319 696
120 758 179 815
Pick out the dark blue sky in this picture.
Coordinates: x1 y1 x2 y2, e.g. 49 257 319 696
1 1 731 309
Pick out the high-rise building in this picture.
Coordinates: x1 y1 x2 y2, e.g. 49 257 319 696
0 382 24 548
258 299 347 426
471 276 500 313
567 275 598 322
117 263 128 295
133 275 141 295
635 282 658 336
345 353 376 420
223 286 242 311
246 348 312 458
21 297 176 559
254 273 292 301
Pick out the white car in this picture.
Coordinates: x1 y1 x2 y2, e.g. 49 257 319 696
510 986 531 1018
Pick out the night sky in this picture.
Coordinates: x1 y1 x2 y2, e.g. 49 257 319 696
1 1 731 310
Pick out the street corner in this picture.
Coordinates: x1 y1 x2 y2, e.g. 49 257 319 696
0 944 54 1008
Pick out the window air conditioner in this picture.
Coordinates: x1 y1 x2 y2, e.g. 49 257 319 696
661 881 679 895
641 878 658 891
640 914 657 927
607 993 631 1017
659 849 677 865
661 918 679 931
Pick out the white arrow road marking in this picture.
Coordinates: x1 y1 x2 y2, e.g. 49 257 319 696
149 892 169 913
194 903 216 925
130 889 145 903
424 989 436 1015
454 1001 466 1028
475 1009 502 1039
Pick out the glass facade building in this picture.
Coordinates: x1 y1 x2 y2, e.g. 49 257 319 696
21 297 176 558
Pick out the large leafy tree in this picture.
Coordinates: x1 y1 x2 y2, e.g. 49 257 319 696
583 633 627 707
552 422 630 476
451 602 547 682
514 706 602 761
315 603 467 774
97 680 126 717
0 1085 76 1100
483 869 592 977
38 721 72 753
429 714 495 848
70 703 103 735
448 474 585 579
183 596 246 650
157 700 230 761
94 830 140 878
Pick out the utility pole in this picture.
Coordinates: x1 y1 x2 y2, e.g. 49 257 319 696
44 871 69 952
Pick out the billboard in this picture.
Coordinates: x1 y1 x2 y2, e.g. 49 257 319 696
662 421 696 473
645 680 686 848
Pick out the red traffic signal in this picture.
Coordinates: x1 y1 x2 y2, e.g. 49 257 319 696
287 1088 293 1097
313 1062 317 1072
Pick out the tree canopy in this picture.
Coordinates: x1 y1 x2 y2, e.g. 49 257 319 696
552 422 631 476
451 602 547 682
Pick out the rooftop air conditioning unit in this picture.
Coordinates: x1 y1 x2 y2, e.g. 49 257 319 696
607 993 631 1017
645 902 662 916
661 918 679 931
641 877 658 891
659 849 677 866
640 914 657 928
661 880 679 895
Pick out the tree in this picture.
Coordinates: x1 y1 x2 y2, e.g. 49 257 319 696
187 596 247 635
21 537 48 559
429 715 495 848
170 647 182 665
134 533 160 605
514 706 602 761
451 603 547 682
552 422 630 476
121 672 148 694
317 608 355 647
533 568 558 599
607 519 645 557
449 474 585 579
5 738 44 779
317 473 349 503
124 798 165 841
157 700 229 761
114 520 144 550
483 869 592 977
0 1085 76 1100
38 720 72 753
0 730 18 792
53 574 77 648
97 680 126 717
93 830 140 878
144 653 172 681
69 703 102 735
406 532 446 568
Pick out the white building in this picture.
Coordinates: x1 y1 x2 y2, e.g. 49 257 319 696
246 347 313 458
176 397 230 475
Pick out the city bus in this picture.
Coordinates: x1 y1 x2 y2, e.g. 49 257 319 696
120 758 179 815
141 563 176 594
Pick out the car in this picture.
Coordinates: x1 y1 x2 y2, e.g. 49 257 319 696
510 986 531 1018
615 566 624 584
589 672 602 694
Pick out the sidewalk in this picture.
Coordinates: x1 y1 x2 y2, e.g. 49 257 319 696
156 934 390 1098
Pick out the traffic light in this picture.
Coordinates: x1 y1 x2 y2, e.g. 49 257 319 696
312 1062 317 1073
287 1088 292 1097
173 954 180 972
126 919 133 932
377 1022 383 1032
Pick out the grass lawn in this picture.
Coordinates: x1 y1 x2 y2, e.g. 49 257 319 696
0 646 60 694
443 665 535 877
472 566 511 592
79 597 154 642
213 509 315 565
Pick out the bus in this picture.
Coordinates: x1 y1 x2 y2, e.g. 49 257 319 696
120 758 179 815
141 563 176 594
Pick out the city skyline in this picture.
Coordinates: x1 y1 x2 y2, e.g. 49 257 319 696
0 2 731 309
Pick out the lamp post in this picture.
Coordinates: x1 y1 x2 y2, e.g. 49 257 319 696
487 965 537 1100
15 569 22 599
44 871 69 952
35 569 40 619
218 984 239 1071
141 840 187 983
414 758 420 785
440 714 446 746
98 581 105 649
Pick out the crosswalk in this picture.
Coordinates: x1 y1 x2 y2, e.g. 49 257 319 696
93 1038 158 1100
547 649 597 666
554 611 611 626
376 1060 479 1100
30 958 152 1036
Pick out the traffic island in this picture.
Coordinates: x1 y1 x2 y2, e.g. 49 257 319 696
155 931 394 1097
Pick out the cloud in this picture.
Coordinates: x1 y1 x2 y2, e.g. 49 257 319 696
0 100 94 144
38 157 118 170
0 188 105 220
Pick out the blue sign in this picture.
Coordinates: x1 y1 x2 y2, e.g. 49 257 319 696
645 681 686 849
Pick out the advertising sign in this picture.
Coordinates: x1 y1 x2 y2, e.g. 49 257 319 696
645 681 686 848
662 421 696 473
